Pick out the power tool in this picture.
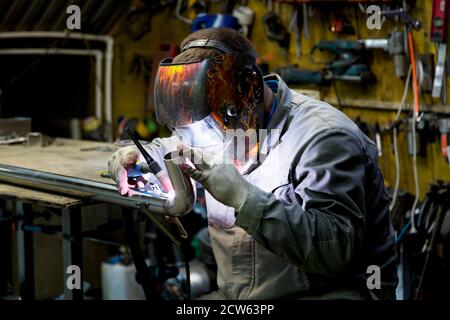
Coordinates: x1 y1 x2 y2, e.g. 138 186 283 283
360 32 406 78
275 40 376 85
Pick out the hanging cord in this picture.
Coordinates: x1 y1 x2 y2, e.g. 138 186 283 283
406 30 421 233
390 127 400 211
410 112 420 234
407 31 420 118
389 67 412 212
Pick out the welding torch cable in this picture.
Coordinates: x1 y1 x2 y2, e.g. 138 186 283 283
389 67 412 212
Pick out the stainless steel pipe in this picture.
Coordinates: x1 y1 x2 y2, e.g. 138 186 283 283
0 152 196 217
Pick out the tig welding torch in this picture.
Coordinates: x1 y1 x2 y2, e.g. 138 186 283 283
124 127 173 193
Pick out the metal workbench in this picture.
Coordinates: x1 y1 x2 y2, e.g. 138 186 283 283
0 138 119 300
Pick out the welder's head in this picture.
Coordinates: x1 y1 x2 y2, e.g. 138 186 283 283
153 28 264 169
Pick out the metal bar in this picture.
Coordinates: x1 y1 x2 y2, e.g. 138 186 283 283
0 164 167 212
0 154 195 217
0 155 195 245
62 207 83 300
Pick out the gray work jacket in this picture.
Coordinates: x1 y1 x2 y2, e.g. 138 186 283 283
147 75 397 300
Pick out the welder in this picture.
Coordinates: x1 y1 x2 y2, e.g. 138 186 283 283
108 28 397 300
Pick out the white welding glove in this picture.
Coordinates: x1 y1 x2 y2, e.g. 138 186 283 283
107 136 178 196
179 145 250 211
108 145 148 195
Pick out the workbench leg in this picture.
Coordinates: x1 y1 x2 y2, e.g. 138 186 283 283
16 201 35 300
122 207 155 300
61 207 83 301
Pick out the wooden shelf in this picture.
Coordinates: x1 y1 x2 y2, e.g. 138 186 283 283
324 97 450 114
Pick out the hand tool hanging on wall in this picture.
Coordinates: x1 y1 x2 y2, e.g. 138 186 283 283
375 122 383 157
439 119 450 160
416 114 433 157
310 40 376 83
232 5 254 38
263 0 290 51
381 7 422 116
419 53 436 93
274 39 376 86
302 3 311 40
288 4 301 58
430 0 449 104
273 66 326 85
381 5 423 226
407 115 432 158
125 1 171 41
360 32 406 78
330 11 355 35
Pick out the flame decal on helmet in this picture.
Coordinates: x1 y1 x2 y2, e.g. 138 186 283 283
155 61 208 127
154 53 263 132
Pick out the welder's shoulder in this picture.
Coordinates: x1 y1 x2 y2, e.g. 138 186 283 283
288 90 365 144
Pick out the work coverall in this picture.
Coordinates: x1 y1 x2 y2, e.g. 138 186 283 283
144 75 398 300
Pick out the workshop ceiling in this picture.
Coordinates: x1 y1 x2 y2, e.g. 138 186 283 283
0 0 132 34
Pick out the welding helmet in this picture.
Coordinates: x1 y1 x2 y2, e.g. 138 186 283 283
154 39 264 168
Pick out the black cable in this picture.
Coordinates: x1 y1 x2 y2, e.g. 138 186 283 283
122 208 159 300
180 247 191 300
414 205 444 299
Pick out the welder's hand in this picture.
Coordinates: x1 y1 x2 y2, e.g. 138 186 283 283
107 146 149 195
179 145 250 211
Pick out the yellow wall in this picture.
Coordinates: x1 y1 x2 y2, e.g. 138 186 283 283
109 0 450 198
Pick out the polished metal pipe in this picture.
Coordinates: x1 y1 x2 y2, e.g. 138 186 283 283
163 152 196 216
0 152 195 217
